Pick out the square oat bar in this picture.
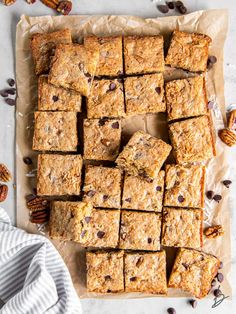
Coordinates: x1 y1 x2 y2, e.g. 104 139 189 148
122 170 165 212
83 165 122 209
124 35 165 75
168 248 220 298
38 75 82 111
84 36 123 77
32 111 78 152
31 28 72 75
165 76 208 121
161 207 203 249
119 211 162 251
165 30 212 72
83 118 121 161
168 116 216 163
37 154 83 196
87 79 125 118
87 250 124 293
48 44 99 96
164 164 206 208
116 130 171 181
124 73 166 115
124 251 167 294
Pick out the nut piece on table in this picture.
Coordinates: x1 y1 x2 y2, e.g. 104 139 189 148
0 164 12 182
57 0 72 15
218 128 236 147
3 0 16 5
27 196 50 211
30 209 50 224
204 225 224 239
0 184 8 202
228 109 236 130
40 0 59 9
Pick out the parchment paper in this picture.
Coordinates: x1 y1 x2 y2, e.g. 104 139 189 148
15 10 231 299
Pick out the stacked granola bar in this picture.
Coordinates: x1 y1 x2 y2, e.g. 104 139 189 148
31 29 220 298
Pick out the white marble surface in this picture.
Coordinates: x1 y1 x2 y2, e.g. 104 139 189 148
0 0 235 313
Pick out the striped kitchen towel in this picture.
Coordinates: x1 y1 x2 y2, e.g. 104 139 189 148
0 208 82 314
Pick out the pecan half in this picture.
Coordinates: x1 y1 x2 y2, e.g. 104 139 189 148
0 164 12 182
204 225 224 239
0 184 8 202
57 0 72 15
27 196 49 211
40 0 59 9
218 128 236 147
30 208 50 224
3 0 16 5
228 109 236 130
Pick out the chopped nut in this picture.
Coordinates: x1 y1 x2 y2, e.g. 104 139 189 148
40 0 59 9
0 184 8 202
218 128 236 147
57 0 72 15
3 0 16 5
101 138 111 146
204 225 224 238
0 164 12 182
228 109 236 130
27 196 50 211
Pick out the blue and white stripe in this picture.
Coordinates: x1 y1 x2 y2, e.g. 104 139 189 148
0 208 82 314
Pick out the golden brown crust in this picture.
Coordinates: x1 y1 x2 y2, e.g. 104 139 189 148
48 44 99 96
32 111 78 152
31 29 72 75
87 79 125 118
168 116 215 163
87 250 124 293
164 164 205 208
37 154 83 196
124 73 166 115
38 75 82 111
124 251 167 294
119 210 162 251
165 30 212 72
83 118 121 161
165 76 208 121
84 36 123 77
161 207 203 249
168 248 220 299
124 35 165 75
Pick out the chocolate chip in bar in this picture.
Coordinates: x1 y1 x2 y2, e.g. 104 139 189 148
109 82 116 91
97 231 105 238
129 276 137 282
111 121 119 129
155 87 161 94
156 186 162 191
178 195 185 203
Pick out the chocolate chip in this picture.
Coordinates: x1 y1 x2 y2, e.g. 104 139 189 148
84 216 91 223
23 157 32 165
189 300 197 308
222 180 232 188
216 273 224 283
5 98 16 106
125 197 132 203
5 88 16 95
177 4 187 14
213 194 222 203
211 278 217 286
109 82 116 91
0 91 8 97
84 72 91 78
155 87 161 94
157 4 169 14
107 289 112 293
208 101 214 109
111 121 119 129
136 257 144 267
208 56 217 64
213 288 222 297
98 117 109 126
97 231 105 238
166 1 175 9
219 261 223 269
81 230 87 238
103 194 109 201
206 190 214 200
130 276 137 282
178 195 185 203
104 275 111 281
182 263 188 269
147 237 152 244
7 78 15 87
156 186 162 192
87 190 96 197
52 95 59 102
167 308 176 314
